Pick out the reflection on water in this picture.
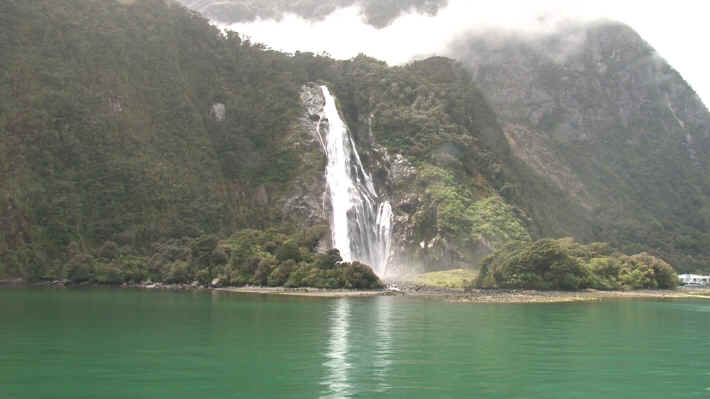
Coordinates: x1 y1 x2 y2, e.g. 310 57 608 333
5 290 710 399
321 298 351 398
374 297 392 393
321 297 393 398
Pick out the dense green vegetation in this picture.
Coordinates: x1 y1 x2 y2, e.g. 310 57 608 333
10 225 381 289
0 0 323 282
0 0 704 287
474 238 679 291
312 55 553 268
219 228 381 289
0 0 535 282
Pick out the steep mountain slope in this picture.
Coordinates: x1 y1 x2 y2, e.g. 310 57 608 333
1 0 705 284
315 55 587 273
0 0 530 281
451 22 710 271
0 0 329 280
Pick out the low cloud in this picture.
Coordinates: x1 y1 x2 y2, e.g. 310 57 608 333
216 0 710 106
184 0 448 28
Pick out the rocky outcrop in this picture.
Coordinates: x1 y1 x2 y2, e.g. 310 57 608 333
502 122 595 210
210 103 225 122
273 83 330 229
458 23 710 150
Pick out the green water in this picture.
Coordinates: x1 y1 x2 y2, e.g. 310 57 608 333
2 289 710 398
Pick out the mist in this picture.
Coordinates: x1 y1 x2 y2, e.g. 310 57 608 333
216 0 710 106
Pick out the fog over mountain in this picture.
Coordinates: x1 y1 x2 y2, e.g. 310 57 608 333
176 0 448 28
185 0 710 108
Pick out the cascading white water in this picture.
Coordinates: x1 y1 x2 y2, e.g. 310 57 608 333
319 85 392 277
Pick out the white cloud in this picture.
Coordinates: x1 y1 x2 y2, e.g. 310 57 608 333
218 0 710 106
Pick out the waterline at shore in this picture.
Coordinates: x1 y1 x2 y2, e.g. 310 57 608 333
4 279 709 303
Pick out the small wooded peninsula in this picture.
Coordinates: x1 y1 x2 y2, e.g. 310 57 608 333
2 0 710 290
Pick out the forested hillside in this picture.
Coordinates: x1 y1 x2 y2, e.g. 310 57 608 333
0 0 533 283
0 0 327 283
0 0 706 286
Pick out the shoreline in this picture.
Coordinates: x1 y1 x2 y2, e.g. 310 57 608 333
215 286 396 297
448 288 710 304
3 279 710 303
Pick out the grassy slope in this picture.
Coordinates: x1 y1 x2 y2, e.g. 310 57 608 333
412 269 479 289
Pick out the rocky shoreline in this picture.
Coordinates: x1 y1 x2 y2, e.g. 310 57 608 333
0 279 213 291
0 279 396 297
3 279 709 303
448 288 710 304
216 287 399 297
393 281 710 303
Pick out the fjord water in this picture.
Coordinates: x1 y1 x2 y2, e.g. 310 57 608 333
3 289 710 399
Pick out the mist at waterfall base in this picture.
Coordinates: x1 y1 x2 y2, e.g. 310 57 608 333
317 86 393 278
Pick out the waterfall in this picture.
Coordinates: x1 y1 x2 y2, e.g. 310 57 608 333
319 85 392 277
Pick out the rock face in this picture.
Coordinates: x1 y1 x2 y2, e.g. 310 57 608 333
275 83 330 230
459 23 710 149
451 22 710 270
210 103 225 122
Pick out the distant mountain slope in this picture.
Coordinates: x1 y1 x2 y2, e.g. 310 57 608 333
451 22 710 271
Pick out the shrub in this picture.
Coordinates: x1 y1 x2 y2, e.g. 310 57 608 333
284 263 312 288
618 253 678 289
268 260 295 287
94 262 125 284
164 261 191 284
118 256 149 283
252 258 276 286
66 254 95 283
490 239 585 290
474 238 678 291
340 262 383 289
98 241 120 260
192 236 218 254
16 247 49 282
314 249 342 270
211 247 228 266
583 257 621 290
276 239 302 262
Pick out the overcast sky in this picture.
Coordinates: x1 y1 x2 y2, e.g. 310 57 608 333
218 0 710 107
